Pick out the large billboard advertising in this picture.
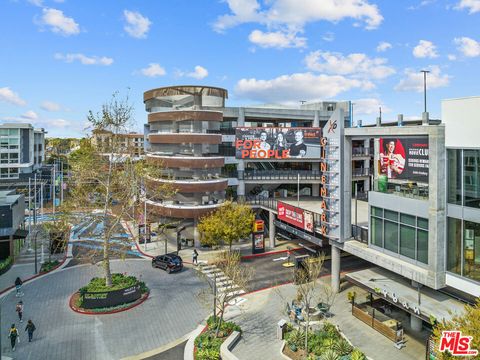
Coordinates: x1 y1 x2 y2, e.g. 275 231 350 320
277 201 314 232
378 137 429 182
235 127 322 159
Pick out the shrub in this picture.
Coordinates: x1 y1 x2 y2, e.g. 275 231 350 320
286 329 305 350
40 260 59 273
83 273 139 292
321 349 340 360
334 339 353 356
350 349 366 360
196 347 220 360
322 322 338 337
0 257 13 274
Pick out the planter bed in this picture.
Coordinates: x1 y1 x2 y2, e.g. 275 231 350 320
194 316 241 360
69 290 149 315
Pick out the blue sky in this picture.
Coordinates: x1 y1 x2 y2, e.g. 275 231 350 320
1 0 479 137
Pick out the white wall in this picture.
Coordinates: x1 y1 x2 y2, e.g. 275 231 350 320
442 96 480 148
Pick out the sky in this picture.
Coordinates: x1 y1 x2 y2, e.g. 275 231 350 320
1 0 479 137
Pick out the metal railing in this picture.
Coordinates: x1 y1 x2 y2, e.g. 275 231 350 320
374 180 429 200
352 148 373 157
352 168 372 177
244 170 322 180
351 225 368 244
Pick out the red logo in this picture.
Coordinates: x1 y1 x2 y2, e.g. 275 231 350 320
439 331 478 356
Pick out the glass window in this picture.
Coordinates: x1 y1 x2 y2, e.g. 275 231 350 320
0 129 8 136
448 149 462 205
8 129 18 136
417 217 428 230
400 214 415 226
384 220 398 253
463 221 480 282
447 217 462 275
464 150 480 209
372 207 383 217
384 210 398 221
417 230 428 264
371 216 383 247
400 225 416 259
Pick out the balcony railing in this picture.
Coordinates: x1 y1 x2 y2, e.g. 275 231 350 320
206 128 236 135
352 148 373 157
351 225 368 244
352 168 372 177
374 180 429 200
243 170 322 180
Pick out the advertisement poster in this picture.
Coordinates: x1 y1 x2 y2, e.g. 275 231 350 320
378 137 429 182
235 127 322 159
138 224 151 244
277 201 314 232
254 233 264 250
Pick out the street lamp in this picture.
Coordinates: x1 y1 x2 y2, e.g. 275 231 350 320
420 70 430 115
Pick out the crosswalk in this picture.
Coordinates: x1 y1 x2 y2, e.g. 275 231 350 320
198 263 246 303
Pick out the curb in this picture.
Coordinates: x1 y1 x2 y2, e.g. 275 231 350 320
184 324 207 360
68 290 149 315
0 247 69 296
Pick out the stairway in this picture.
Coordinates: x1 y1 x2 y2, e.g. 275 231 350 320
197 263 246 302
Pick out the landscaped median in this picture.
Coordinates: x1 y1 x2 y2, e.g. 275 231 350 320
194 316 242 360
69 273 149 314
282 321 367 360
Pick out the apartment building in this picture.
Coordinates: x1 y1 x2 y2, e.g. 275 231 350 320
91 129 144 156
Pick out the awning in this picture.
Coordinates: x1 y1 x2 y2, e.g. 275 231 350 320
13 229 29 239
345 267 466 323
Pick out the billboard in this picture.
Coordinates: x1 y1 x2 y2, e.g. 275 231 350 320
277 201 314 232
378 137 429 182
235 127 322 159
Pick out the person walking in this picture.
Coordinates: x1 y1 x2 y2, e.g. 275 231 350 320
25 320 36 342
8 324 19 351
16 301 24 322
192 249 198 265
14 277 23 297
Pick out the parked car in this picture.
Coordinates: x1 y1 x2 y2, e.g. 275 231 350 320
151 254 183 273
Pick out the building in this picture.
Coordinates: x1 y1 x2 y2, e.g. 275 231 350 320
0 190 27 260
91 129 144 156
0 123 45 180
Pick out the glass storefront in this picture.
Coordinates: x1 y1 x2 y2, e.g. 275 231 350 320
448 149 480 209
447 218 480 282
370 206 428 264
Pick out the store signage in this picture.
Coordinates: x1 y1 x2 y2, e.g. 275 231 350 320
380 288 421 315
235 127 322 159
277 202 313 232
378 137 429 182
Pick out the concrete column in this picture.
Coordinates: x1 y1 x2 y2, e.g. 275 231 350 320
237 159 245 199
331 245 341 292
193 220 201 248
313 110 320 127
422 112 429 125
363 139 371 191
238 107 245 126
410 314 423 332
269 211 276 249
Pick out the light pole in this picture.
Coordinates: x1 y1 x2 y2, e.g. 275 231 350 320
420 70 430 114
297 173 300 207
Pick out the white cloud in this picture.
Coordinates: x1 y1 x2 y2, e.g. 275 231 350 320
45 118 71 128
214 0 383 33
54 53 113 66
28 0 43 6
454 36 480 57
248 29 306 48
139 63 166 77
322 32 335 42
456 0 480 13
0 87 27 106
412 40 438 58
353 98 391 118
395 66 450 92
304 51 395 80
40 8 80 36
235 72 369 103
187 66 208 79
41 101 61 111
21 110 38 120
408 0 436 10
123 10 151 39
376 41 392 52
448 54 457 61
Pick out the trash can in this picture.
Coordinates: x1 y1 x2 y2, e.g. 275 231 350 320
277 319 287 340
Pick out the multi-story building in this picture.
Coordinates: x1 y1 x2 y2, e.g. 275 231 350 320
91 129 144 156
0 190 26 260
0 123 45 180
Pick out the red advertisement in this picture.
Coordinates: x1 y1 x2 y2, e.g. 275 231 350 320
277 202 314 232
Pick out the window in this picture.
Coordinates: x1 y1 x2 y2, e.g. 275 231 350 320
417 217 428 230
463 221 480 282
371 217 383 247
464 150 480 209
447 217 462 275
384 220 399 253
400 225 416 259
417 230 428 264
400 214 415 226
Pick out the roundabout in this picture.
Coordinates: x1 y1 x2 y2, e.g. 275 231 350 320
0 259 210 360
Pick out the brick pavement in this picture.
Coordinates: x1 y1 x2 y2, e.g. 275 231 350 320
0 259 210 359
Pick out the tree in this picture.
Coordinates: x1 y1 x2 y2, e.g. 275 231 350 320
431 299 480 359
66 92 175 286
198 201 255 251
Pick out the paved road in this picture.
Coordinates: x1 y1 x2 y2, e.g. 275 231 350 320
0 259 210 359
145 341 187 360
242 251 372 292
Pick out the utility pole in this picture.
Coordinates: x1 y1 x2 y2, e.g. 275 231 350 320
144 180 147 252
60 160 64 204
34 172 37 226
28 177 32 248
297 173 300 207
420 70 430 114
53 161 56 221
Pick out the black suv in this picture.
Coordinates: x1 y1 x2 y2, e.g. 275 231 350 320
151 254 183 273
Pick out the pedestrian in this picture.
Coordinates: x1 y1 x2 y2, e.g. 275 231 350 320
14 277 23 297
16 301 24 322
192 249 198 265
8 324 19 352
25 320 36 342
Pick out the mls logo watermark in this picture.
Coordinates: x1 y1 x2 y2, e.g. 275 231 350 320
439 331 478 356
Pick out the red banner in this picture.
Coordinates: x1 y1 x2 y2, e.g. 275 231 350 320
277 201 313 232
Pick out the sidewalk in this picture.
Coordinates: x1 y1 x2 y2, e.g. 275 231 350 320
0 231 63 294
224 277 426 360
122 221 300 263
